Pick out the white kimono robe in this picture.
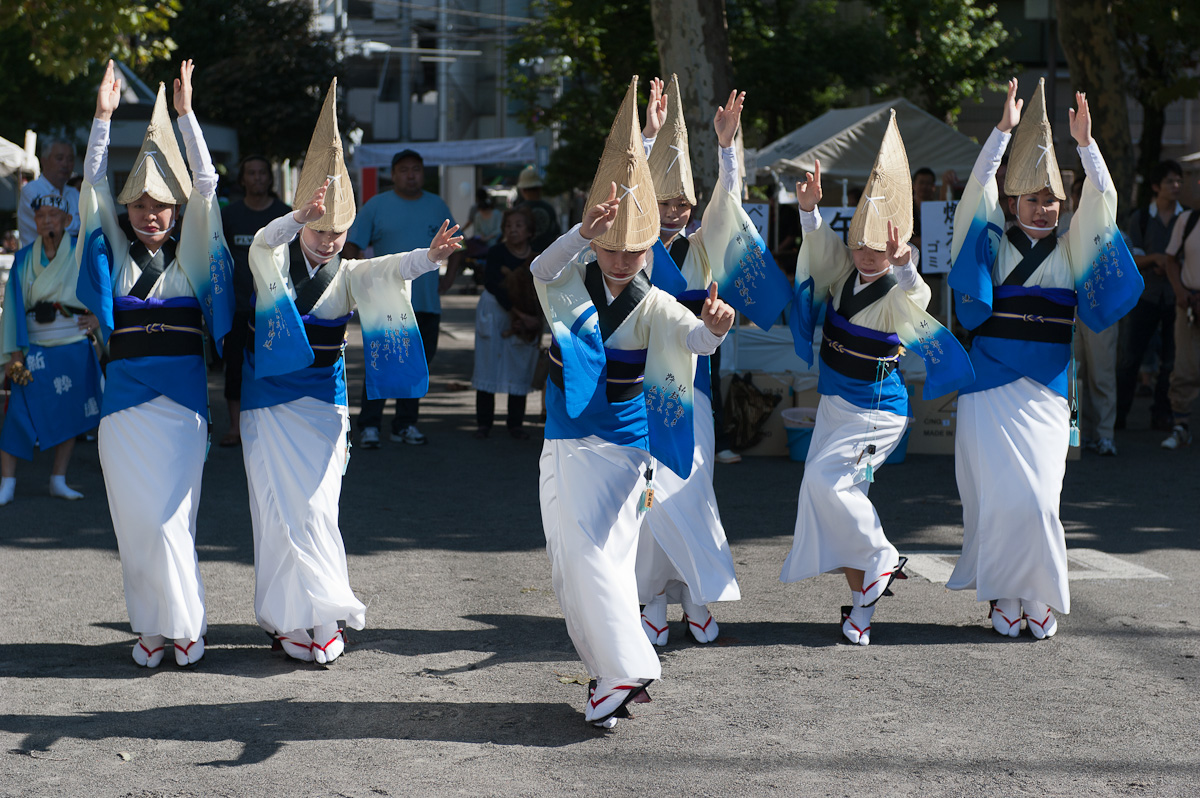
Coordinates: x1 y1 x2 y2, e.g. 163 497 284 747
243 213 439 634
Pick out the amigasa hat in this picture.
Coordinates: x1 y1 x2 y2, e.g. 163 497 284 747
585 76 660 252
647 74 697 206
116 83 192 206
846 109 912 251
293 78 356 233
1003 77 1065 201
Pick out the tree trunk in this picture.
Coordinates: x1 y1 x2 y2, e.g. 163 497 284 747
1057 0 1136 213
649 0 739 210
1136 104 1166 209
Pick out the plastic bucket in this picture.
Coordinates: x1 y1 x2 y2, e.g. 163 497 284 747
782 407 818 463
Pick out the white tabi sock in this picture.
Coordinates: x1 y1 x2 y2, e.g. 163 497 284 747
49 475 83 500
991 598 1022 637
0 477 15 506
680 586 718 643
313 622 344 664
842 591 876 645
173 636 204 666
132 634 167 667
641 592 669 646
277 629 315 662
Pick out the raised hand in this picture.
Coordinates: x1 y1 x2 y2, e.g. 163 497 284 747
581 182 620 240
701 282 735 336
294 179 330 224
714 89 745 149
96 60 122 121
997 77 1023 133
795 159 823 213
885 220 911 267
427 220 464 263
642 77 667 140
1069 91 1093 147
173 59 195 117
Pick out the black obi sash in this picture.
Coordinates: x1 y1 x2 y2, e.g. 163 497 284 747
818 273 901 382
547 262 651 402
109 305 205 360
28 302 89 323
971 293 1075 344
248 317 347 368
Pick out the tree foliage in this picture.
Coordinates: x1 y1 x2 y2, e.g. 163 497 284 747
0 0 178 141
508 0 660 195
136 0 341 163
510 0 1013 193
864 0 1012 124
1109 0 1200 206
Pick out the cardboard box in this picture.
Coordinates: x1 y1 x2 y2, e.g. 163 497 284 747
906 380 1082 461
907 382 957 455
721 372 795 456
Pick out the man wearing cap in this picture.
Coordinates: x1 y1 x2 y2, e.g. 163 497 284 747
77 60 234 669
1 194 102 506
240 81 462 664
947 79 1142 640
533 78 735 728
344 149 461 447
17 139 80 248
515 165 562 254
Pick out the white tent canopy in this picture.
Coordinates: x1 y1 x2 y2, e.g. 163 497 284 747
748 98 982 183
354 136 537 169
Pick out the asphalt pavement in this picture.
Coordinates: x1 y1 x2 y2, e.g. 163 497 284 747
1 288 1197 797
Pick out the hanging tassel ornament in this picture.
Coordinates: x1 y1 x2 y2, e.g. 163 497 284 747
637 466 655 514
1068 327 1080 447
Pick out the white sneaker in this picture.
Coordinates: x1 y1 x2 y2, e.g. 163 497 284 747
715 449 742 464
392 425 427 445
1093 438 1117 457
1161 425 1191 450
360 427 381 449
0 477 15 506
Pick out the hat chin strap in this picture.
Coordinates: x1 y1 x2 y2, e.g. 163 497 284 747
300 232 338 265
132 219 176 238
604 271 638 284
1017 219 1057 234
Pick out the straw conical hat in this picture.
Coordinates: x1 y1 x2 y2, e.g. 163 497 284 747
847 109 912 251
116 84 192 205
1004 78 1065 201
585 77 660 252
647 74 697 206
293 79 356 233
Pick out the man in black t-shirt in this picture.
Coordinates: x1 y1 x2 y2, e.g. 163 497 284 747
218 155 291 446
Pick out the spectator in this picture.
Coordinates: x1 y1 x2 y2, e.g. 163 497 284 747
514 165 561 253
1160 178 1200 450
911 166 936 248
17 138 80 247
471 206 540 439
1117 160 1186 431
1 230 18 253
463 186 503 256
1 195 102 505
1062 174 1119 455
217 155 291 447
344 148 464 447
